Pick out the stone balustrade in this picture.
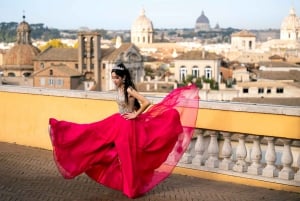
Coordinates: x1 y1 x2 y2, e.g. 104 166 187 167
0 85 299 190
178 129 300 186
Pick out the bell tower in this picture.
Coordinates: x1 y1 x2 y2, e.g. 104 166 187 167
78 32 101 90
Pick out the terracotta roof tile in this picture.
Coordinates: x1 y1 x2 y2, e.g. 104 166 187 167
33 64 81 77
175 50 222 60
257 70 300 81
34 47 77 61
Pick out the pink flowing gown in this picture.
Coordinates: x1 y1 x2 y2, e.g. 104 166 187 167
49 84 199 198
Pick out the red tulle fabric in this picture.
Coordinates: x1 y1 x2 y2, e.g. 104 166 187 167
49 84 199 198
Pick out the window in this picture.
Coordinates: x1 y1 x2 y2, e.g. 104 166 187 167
49 70 53 76
258 88 264 94
276 88 284 93
192 66 199 78
249 41 252 50
56 79 63 87
180 66 187 82
48 79 54 86
267 88 271 94
90 37 94 57
8 72 16 77
243 88 249 93
204 66 212 79
40 78 45 86
23 72 31 77
40 63 44 69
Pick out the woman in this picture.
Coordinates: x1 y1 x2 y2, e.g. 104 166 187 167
49 63 199 198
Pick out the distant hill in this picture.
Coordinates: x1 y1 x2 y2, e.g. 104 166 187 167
0 21 114 43
0 21 280 44
0 22 65 42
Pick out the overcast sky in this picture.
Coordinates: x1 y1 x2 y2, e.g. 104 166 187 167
0 0 298 30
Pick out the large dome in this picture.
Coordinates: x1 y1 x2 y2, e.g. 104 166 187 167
4 44 40 66
131 9 153 32
281 7 300 29
196 11 209 24
4 16 40 66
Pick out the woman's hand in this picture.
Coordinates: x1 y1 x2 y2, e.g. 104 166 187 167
122 112 138 120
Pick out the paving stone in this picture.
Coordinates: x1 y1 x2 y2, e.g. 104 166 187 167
0 142 299 201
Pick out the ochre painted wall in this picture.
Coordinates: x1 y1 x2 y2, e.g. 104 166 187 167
0 91 117 149
197 109 300 139
0 90 299 193
0 91 299 150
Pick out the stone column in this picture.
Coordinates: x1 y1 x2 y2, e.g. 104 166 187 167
180 141 193 164
154 83 157 90
205 131 219 168
192 130 206 166
294 152 300 181
233 134 248 172
248 136 263 175
219 132 234 170
262 137 279 177
279 139 294 180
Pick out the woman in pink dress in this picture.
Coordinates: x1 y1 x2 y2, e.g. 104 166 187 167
49 63 199 198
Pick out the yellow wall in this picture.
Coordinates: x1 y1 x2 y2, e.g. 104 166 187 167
0 91 117 149
197 109 300 139
0 91 299 150
0 90 299 193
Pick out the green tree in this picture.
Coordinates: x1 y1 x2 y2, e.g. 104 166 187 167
38 39 70 51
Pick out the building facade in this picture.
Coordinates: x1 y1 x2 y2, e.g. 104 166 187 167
231 30 256 51
174 50 222 84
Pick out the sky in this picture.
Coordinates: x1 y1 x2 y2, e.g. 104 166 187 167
1 0 299 30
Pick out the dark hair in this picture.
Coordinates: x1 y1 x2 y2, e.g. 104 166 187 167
111 63 141 110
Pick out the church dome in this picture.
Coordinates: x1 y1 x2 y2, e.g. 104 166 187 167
4 15 40 66
4 44 40 66
196 11 209 24
195 11 210 32
281 7 300 30
131 9 153 32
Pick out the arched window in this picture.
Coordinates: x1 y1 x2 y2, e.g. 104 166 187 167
8 72 16 77
180 66 187 82
90 37 94 57
192 66 199 78
205 66 212 79
249 41 252 49
23 72 31 77
49 70 53 76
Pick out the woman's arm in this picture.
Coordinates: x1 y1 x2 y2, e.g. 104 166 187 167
123 87 150 119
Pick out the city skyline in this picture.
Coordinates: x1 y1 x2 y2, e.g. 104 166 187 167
1 0 299 30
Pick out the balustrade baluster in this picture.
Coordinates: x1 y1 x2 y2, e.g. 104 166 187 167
192 129 205 166
219 132 234 170
205 131 219 168
248 136 263 175
294 152 300 181
262 137 279 177
233 134 248 172
279 139 294 180
180 140 193 164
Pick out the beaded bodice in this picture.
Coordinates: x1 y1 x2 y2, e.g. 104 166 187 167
116 90 134 114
